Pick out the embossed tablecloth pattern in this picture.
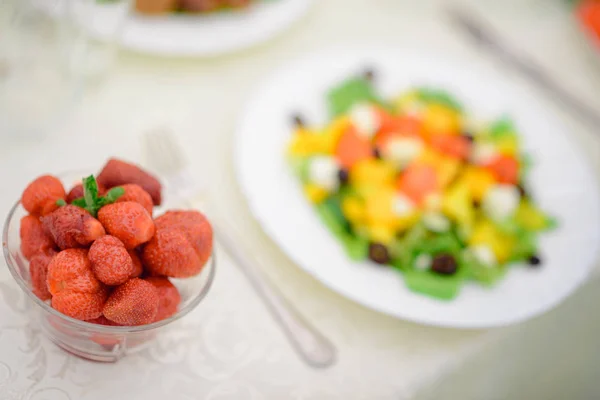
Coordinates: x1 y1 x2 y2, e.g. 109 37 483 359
0 248 490 400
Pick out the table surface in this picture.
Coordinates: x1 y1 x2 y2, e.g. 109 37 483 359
1 0 600 399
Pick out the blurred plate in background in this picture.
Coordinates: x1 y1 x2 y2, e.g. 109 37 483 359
234 48 600 329
104 0 312 56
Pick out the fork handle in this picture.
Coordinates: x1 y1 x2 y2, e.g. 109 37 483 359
211 221 337 368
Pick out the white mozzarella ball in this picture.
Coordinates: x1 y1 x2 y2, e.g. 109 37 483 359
423 212 451 233
483 184 520 221
471 245 497 268
308 156 340 191
349 103 379 139
383 137 424 169
470 142 498 165
392 193 415 217
414 254 433 271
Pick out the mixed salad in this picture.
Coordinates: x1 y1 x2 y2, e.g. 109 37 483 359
135 0 256 15
286 70 556 300
577 0 600 45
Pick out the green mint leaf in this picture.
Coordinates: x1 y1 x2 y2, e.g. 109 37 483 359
72 198 87 208
97 186 125 208
104 187 125 202
56 199 67 207
82 175 99 210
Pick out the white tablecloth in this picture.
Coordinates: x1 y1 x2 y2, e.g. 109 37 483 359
1 0 600 399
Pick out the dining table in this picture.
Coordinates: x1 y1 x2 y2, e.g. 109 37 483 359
1 0 599 398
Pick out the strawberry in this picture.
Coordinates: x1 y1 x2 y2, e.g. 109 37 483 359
142 227 204 278
20 215 55 260
103 278 159 326
52 288 108 321
97 158 162 205
47 249 108 320
128 249 144 278
29 248 56 301
146 277 181 322
97 202 155 250
114 184 154 215
86 315 121 326
21 175 66 216
89 235 134 285
42 205 106 249
154 210 213 267
47 249 103 295
67 182 106 203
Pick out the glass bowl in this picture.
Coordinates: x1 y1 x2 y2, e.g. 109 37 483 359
2 171 216 362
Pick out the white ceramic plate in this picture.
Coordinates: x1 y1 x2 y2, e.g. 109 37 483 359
114 0 311 56
234 49 600 328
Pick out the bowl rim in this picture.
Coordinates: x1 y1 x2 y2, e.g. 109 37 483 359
2 175 216 334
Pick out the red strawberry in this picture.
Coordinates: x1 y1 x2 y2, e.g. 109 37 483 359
86 315 121 326
97 158 162 205
146 277 181 322
47 249 103 295
47 249 108 320
52 288 108 321
128 249 144 278
29 248 56 301
21 175 66 216
115 184 154 215
42 205 105 249
89 235 134 285
154 210 213 267
142 228 204 278
97 202 155 250
66 182 106 203
20 215 55 260
103 278 159 326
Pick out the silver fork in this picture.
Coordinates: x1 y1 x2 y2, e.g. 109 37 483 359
142 129 337 368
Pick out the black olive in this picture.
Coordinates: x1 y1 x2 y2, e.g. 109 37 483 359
528 255 541 267
363 68 376 81
291 113 305 128
517 184 528 199
368 243 390 265
338 169 349 185
462 133 475 143
431 254 458 275
373 147 382 159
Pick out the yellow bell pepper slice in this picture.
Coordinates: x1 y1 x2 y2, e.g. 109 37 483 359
365 187 396 226
495 135 519 156
342 196 366 224
461 166 495 202
442 180 474 228
303 184 329 204
350 159 396 188
423 104 460 135
469 219 515 263
367 223 396 245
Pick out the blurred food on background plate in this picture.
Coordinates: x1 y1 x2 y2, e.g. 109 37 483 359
136 0 253 15
576 0 600 46
286 71 555 300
